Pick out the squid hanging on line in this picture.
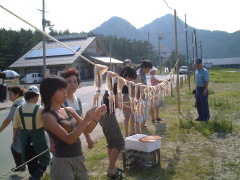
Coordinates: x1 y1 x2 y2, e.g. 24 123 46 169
106 71 119 114
140 85 148 121
134 83 143 119
117 77 127 111
154 86 162 107
127 81 135 114
148 86 156 109
164 79 170 96
92 64 108 107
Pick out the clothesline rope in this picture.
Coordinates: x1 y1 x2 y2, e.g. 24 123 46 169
0 149 49 179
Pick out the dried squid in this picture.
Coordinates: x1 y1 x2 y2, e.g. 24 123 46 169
117 77 127 110
106 71 119 114
92 64 108 107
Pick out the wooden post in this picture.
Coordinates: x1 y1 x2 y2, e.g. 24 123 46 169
174 10 180 113
185 14 191 90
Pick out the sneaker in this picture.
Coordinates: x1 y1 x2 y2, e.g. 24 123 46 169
156 118 162 121
107 168 124 179
32 167 45 179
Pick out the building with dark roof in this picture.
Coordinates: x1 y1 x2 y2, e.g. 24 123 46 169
10 33 123 79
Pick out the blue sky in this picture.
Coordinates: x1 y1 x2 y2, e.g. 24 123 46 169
0 0 239 33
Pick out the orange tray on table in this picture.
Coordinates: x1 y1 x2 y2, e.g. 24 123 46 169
139 135 161 142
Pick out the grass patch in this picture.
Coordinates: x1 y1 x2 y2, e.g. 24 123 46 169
211 97 232 110
179 116 234 137
209 69 240 83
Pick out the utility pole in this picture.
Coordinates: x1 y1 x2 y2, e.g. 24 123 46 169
42 0 46 77
192 31 195 63
185 14 190 90
192 31 195 83
109 37 112 71
148 32 150 60
174 9 180 113
194 29 198 59
158 35 163 74
199 41 202 59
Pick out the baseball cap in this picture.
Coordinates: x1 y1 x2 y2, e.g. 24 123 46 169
195 59 202 64
150 66 157 73
27 85 40 94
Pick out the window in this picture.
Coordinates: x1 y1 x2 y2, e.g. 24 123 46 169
25 68 41 74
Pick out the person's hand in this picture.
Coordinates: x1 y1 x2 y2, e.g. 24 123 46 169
192 89 196 94
85 107 98 120
95 104 107 116
86 136 94 149
49 144 55 154
12 136 17 142
203 90 207 96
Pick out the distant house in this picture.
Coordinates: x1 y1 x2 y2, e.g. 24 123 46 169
10 33 123 79
203 57 240 68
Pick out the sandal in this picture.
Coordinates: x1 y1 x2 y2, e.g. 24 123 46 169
156 118 162 121
117 168 124 172
107 168 124 179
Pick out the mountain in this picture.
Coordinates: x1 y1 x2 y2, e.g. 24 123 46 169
92 16 145 40
92 14 240 59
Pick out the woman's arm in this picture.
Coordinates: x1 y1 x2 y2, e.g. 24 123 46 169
151 76 162 84
49 136 55 154
69 105 106 133
0 118 11 133
0 106 18 133
69 109 94 149
42 107 98 145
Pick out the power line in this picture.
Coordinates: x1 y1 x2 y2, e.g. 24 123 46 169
163 0 173 11
176 15 185 32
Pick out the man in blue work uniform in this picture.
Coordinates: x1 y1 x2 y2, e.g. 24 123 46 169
195 58 210 121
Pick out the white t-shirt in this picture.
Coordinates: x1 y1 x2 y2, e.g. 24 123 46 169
66 96 80 111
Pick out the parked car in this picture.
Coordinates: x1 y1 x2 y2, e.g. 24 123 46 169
20 73 42 84
179 66 188 75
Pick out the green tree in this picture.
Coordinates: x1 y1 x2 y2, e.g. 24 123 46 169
164 50 186 70
0 28 41 70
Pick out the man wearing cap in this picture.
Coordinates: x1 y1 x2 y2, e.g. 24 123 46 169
123 59 132 68
195 58 210 121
